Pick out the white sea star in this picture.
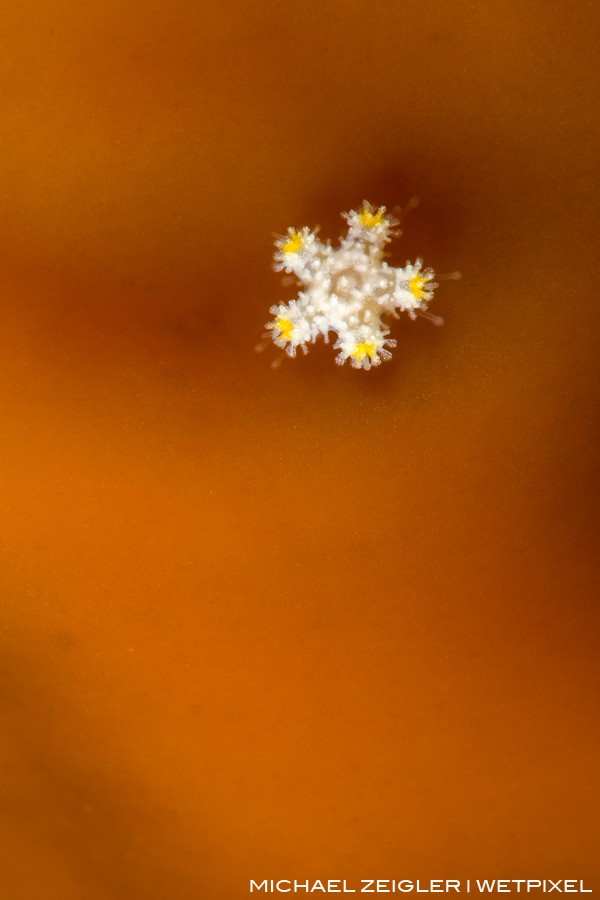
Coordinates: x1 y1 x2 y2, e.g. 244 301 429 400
265 202 442 370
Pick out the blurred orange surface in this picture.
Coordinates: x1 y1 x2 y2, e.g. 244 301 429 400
0 1 598 897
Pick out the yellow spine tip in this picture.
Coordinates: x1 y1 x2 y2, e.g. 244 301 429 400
351 341 377 361
281 229 303 254
359 208 385 228
276 317 294 341
409 274 429 300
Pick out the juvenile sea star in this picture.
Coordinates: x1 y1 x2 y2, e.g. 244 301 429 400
266 202 444 370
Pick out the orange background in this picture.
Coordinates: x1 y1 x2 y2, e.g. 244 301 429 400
0 0 599 897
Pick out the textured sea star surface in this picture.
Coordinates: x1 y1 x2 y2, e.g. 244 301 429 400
266 202 439 370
